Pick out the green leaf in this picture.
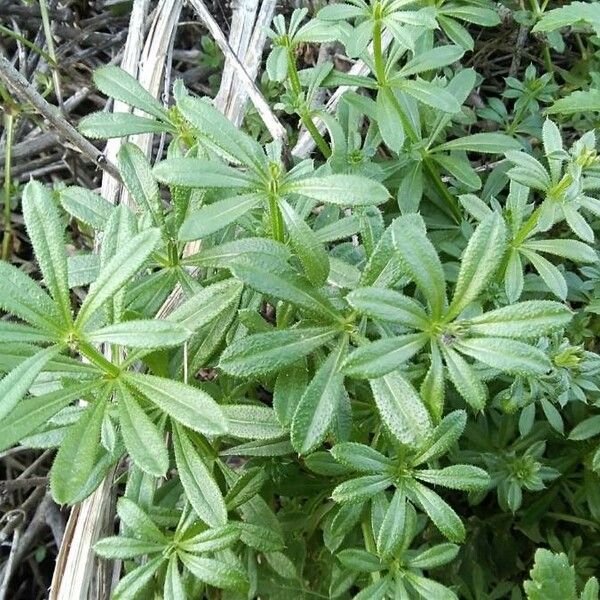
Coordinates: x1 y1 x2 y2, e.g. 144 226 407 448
331 442 392 473
178 553 248 591
112 556 163 600
222 405 285 440
153 158 255 189
455 337 552 374
117 497 167 542
93 65 168 120
231 263 340 322
370 372 433 448
546 89 600 115
177 95 264 169
178 193 262 241
75 228 160 327
164 556 186 600
522 239 597 263
568 415 600 441
442 5 500 25
127 373 227 435
167 278 243 332
94 537 165 559
343 334 428 379
405 572 458 600
290 175 389 206
117 143 163 225
0 322 52 344
376 486 406 559
117 385 169 477
172 423 228 527
0 381 100 452
447 212 506 319
178 524 239 553
337 548 384 572
434 133 520 154
521 249 568 300
406 479 465 542
291 337 347 454
59 186 114 229
466 301 572 339
219 327 337 377
22 181 72 325
0 345 60 420
273 362 307 427
416 464 490 491
0 262 62 332
523 549 577 600
421 343 445 421
50 392 108 504
413 410 467 464
279 198 330 286
441 345 487 411
398 45 465 77
391 214 447 318
332 474 394 503
266 46 288 82
78 112 169 139
346 287 429 329
409 543 460 569
376 87 405 153
88 320 191 348
401 79 461 113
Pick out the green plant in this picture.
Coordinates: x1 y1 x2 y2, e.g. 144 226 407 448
2 2 600 598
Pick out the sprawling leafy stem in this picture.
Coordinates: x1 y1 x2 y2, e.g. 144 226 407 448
2 1 600 598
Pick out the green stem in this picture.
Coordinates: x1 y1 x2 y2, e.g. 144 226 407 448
268 193 285 243
78 341 121 378
38 0 63 108
372 9 386 85
2 112 15 261
287 46 331 158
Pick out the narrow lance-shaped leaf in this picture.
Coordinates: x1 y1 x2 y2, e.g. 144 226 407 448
167 278 243 332
343 334 429 379
291 336 348 455
178 193 262 242
0 381 101 452
75 228 160 327
406 479 465 542
22 181 72 326
289 175 389 207
466 301 572 339
126 372 227 436
178 553 248 591
455 337 552 374
93 65 169 120
78 112 170 139
50 391 108 504
59 186 114 229
279 198 330 286
231 263 341 322
172 423 228 527
117 143 164 225
447 212 506 319
0 345 60 420
370 372 433 448
117 385 169 477
441 345 487 412
219 326 338 377
88 320 191 348
0 262 63 333
391 214 447 318
153 158 256 190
